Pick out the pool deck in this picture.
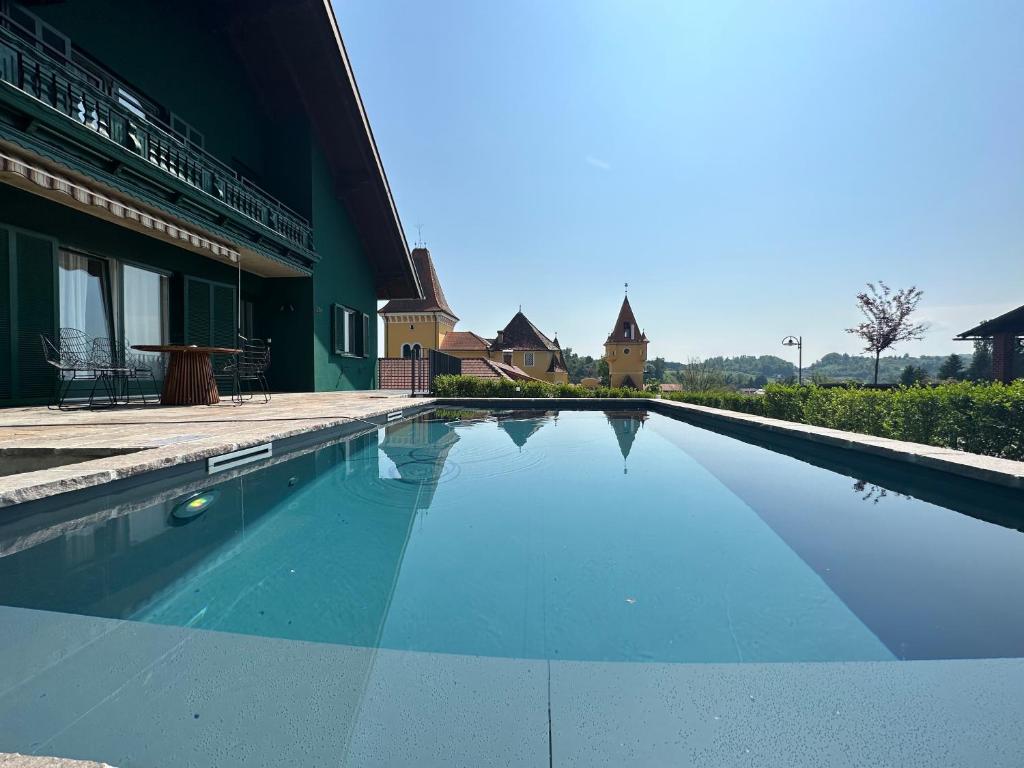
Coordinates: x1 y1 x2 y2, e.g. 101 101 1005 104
0 392 432 507
3 392 1024 508
1 604 1022 768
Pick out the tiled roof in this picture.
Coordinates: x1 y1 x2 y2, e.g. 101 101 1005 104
440 331 490 351
606 296 647 343
459 358 503 379
459 358 540 382
378 248 458 319
490 311 560 352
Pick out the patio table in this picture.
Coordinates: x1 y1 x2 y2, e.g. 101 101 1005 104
132 344 241 406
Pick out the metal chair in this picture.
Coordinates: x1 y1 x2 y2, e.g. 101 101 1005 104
40 328 117 409
237 338 271 403
92 337 158 405
211 337 271 405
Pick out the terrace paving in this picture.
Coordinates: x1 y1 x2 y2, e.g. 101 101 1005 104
0 392 432 507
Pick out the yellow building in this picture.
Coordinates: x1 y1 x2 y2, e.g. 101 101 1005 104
380 247 569 384
439 312 569 384
378 248 458 359
603 295 648 388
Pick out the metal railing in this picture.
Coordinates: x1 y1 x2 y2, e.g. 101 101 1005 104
0 16 313 254
378 350 461 395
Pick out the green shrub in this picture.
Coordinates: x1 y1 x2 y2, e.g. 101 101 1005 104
663 390 765 415
430 375 655 399
666 381 1024 460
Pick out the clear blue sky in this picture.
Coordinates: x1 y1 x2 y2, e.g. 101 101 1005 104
335 0 1024 363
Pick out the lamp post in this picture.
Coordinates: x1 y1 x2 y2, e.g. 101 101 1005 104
782 335 803 385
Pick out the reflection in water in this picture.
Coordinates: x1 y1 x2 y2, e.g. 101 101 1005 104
852 479 911 504
605 410 647 473
494 410 557 450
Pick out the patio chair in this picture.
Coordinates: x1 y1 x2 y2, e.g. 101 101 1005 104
92 336 158 405
237 338 271 404
40 328 118 409
211 337 271 405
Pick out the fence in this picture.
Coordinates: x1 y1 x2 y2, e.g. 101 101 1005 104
378 350 461 395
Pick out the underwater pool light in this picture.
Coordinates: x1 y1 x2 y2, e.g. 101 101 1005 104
172 490 220 521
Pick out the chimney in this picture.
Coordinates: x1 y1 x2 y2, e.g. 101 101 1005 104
495 330 504 344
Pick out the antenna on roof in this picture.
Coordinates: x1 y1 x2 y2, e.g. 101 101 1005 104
624 282 629 295
414 224 425 248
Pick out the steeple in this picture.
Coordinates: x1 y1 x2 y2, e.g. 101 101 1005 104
603 292 649 389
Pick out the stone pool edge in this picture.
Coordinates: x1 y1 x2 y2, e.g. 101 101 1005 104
435 397 1024 489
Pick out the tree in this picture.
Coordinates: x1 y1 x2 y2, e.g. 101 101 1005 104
966 340 992 381
845 282 927 384
937 353 965 381
899 364 928 386
596 358 610 386
678 357 727 392
649 356 667 382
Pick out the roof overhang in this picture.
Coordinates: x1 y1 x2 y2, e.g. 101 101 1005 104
955 304 1024 340
219 0 421 300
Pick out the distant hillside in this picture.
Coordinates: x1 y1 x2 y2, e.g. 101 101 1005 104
664 352 968 385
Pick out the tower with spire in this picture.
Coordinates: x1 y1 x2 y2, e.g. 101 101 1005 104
603 289 648 389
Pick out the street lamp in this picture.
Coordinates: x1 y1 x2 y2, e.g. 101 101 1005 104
782 335 803 385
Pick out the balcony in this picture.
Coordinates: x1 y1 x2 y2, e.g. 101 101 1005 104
0 13 315 271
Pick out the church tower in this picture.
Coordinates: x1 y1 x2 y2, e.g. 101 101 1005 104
603 293 648 389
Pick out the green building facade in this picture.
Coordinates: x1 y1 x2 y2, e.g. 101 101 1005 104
0 0 419 404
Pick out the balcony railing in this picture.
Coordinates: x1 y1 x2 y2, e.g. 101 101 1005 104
0 17 313 256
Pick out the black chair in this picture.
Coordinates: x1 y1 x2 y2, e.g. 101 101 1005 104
92 337 158 405
212 337 271 405
40 328 119 409
237 338 271 403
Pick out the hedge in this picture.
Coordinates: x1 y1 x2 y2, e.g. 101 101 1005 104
431 375 657 399
668 382 1024 461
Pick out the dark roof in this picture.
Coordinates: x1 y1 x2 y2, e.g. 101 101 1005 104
955 304 1024 339
490 311 560 352
459 358 539 381
220 0 419 300
440 331 489 351
378 248 458 318
606 296 648 343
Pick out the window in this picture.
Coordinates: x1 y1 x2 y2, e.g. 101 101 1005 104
333 305 366 356
59 251 113 340
122 264 169 348
503 349 513 366
624 347 631 355
401 343 411 359
170 114 205 149
623 322 633 339
524 351 535 367
59 253 170 362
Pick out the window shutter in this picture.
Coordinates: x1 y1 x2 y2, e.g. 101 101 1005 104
332 305 341 354
0 228 11 401
185 277 235 347
14 231 55 401
211 283 236 348
361 312 369 357
184 277 211 346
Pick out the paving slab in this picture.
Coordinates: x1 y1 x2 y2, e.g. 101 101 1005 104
0 606 548 768
549 657 1024 767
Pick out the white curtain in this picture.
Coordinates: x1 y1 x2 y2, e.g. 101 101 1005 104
59 251 110 339
123 264 168 372
58 251 90 332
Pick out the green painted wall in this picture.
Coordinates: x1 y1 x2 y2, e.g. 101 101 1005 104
310 141 377 390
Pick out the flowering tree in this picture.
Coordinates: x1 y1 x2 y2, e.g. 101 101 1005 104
845 282 927 384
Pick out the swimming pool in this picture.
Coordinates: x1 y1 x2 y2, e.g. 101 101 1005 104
2 407 1023 665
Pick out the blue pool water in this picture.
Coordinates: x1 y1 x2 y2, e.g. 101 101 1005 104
2 408 1023 663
